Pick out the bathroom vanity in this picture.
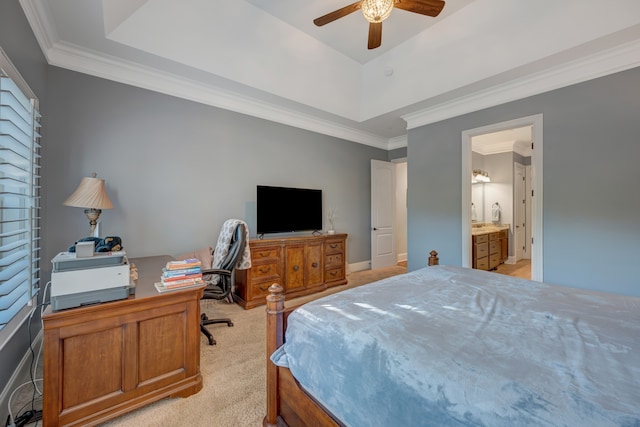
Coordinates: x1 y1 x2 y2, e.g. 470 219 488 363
472 224 509 270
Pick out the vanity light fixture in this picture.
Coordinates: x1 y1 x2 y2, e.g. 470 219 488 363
472 169 491 183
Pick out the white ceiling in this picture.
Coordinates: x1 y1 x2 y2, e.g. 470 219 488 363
19 0 640 149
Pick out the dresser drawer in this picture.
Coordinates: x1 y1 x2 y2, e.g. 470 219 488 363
251 246 280 262
325 267 345 283
325 240 344 255
250 280 276 299
489 240 500 255
251 262 279 281
325 253 344 269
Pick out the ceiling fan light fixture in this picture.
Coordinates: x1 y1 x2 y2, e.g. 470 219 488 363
361 0 394 23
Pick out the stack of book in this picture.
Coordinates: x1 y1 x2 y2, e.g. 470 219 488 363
155 258 204 292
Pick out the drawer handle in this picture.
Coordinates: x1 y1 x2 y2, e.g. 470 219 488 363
328 271 337 277
258 267 270 274
312 262 318 268
293 265 299 271
329 244 338 249
259 252 270 257
259 284 270 291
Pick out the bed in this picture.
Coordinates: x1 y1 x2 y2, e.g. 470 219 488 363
263 255 640 427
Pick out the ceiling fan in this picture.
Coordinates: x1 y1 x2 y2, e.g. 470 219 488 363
313 0 445 50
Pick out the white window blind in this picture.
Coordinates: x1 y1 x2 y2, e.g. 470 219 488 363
0 71 41 331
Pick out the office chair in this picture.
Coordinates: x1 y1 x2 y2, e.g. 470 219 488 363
200 220 248 345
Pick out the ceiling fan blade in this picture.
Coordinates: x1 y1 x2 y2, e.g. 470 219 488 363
394 0 445 17
368 22 382 50
313 1 363 27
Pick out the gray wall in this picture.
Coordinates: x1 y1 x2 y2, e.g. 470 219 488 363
408 66 640 297
43 67 387 274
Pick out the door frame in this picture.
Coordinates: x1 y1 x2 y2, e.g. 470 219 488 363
461 114 544 281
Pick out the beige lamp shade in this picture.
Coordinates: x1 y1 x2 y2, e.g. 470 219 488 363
64 173 113 236
64 173 114 209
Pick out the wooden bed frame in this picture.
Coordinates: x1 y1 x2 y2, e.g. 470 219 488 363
263 251 440 426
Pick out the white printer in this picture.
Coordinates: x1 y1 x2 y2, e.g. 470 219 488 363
50 251 131 311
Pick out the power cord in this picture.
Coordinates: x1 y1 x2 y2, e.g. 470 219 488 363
5 283 49 427
5 408 42 427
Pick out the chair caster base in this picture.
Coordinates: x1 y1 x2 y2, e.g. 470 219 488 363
201 314 234 345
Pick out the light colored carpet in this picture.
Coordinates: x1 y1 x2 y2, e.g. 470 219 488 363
14 265 406 427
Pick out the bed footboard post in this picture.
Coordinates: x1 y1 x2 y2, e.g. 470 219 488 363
265 283 285 427
428 250 439 266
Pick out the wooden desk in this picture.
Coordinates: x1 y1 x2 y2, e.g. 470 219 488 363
43 256 204 427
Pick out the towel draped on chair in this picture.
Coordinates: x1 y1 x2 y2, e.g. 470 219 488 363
210 219 252 285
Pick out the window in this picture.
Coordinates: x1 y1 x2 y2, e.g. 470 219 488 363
0 47 41 332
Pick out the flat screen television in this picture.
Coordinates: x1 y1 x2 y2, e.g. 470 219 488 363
257 185 322 235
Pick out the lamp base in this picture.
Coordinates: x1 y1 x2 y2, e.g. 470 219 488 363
84 208 102 236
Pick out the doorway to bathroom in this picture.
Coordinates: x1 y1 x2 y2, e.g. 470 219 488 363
461 114 543 282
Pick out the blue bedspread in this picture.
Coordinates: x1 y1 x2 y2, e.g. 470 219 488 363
271 265 640 427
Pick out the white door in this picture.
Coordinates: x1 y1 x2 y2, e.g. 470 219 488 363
515 163 526 261
371 159 396 269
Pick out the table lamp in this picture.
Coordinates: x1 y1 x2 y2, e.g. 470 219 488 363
63 173 113 236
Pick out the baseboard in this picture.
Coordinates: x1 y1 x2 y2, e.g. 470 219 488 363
506 256 517 265
397 252 407 263
0 330 43 425
348 261 371 273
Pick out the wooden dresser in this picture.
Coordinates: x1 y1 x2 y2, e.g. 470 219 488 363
42 256 203 427
234 233 347 309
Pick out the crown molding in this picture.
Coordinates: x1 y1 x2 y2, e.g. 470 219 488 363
48 41 391 149
403 38 640 130
472 140 515 156
387 135 408 150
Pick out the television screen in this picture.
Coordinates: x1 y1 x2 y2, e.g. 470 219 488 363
257 185 322 234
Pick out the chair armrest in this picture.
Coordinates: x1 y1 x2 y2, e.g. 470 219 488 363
201 268 232 276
